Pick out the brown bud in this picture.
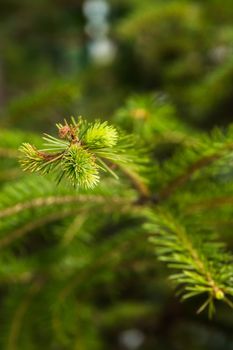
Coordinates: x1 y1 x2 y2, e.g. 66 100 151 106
59 125 71 139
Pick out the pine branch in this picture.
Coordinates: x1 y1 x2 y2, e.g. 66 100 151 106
156 126 233 201
19 117 147 191
0 209 78 249
114 94 197 147
146 210 233 317
7 278 44 350
0 129 42 158
0 175 140 248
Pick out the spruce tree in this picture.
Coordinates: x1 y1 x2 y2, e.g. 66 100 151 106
1 0 233 349
1 102 233 348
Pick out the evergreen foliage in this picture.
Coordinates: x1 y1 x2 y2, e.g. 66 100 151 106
1 101 233 347
1 0 233 349
19 118 144 189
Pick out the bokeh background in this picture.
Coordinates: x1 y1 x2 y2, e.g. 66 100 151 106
1 0 233 131
1 0 233 349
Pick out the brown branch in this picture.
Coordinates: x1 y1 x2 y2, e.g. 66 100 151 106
120 165 151 200
0 194 128 219
0 209 78 249
186 196 233 213
158 153 220 201
158 141 233 202
0 201 143 249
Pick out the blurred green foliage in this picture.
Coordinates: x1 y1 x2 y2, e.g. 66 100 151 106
1 0 233 349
